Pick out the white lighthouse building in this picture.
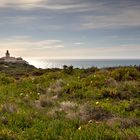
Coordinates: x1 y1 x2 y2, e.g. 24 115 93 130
0 50 28 64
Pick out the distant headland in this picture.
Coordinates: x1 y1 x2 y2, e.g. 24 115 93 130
0 50 28 64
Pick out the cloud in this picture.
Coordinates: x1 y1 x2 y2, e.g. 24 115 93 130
0 0 140 31
60 45 140 59
0 0 44 8
0 0 102 12
73 42 84 45
0 36 139 59
0 36 64 57
81 4 140 29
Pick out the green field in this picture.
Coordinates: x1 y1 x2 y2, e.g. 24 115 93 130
0 63 140 140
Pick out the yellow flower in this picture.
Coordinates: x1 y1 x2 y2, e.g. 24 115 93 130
78 126 81 130
96 101 99 105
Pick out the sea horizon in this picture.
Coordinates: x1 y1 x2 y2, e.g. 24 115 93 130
26 58 140 69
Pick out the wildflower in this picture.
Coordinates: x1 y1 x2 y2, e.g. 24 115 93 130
67 83 69 86
26 94 28 97
78 126 81 130
78 76 80 79
90 81 93 84
95 121 100 124
20 93 23 96
94 75 96 78
88 120 92 123
96 101 99 105
37 92 40 96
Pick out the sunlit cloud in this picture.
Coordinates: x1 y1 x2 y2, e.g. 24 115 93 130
0 36 139 59
0 0 101 12
73 42 84 45
0 36 64 57
0 0 44 8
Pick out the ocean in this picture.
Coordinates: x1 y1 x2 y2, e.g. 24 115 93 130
28 59 140 69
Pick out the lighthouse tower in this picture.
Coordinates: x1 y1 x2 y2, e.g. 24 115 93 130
6 50 10 57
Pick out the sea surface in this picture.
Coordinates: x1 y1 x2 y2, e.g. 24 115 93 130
28 59 140 69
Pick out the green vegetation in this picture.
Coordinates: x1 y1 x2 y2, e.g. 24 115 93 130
0 63 140 140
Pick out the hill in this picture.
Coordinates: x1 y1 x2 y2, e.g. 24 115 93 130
0 62 36 78
0 65 140 139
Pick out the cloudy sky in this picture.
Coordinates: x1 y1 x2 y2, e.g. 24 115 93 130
0 0 140 59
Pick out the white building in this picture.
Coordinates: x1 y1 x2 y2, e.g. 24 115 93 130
0 50 28 64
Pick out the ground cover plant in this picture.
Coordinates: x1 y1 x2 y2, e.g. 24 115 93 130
0 63 140 140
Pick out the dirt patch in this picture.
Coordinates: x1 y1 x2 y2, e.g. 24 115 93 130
79 104 112 122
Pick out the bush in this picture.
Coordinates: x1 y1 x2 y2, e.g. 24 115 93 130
111 67 140 81
63 65 74 74
0 74 14 85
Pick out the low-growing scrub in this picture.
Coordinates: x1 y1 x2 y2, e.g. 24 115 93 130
0 64 139 139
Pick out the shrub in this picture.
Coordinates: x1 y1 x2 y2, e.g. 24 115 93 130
63 65 74 74
101 81 140 99
84 73 106 88
0 74 14 85
125 101 140 111
0 128 17 140
111 67 140 81
83 66 98 75
105 77 118 88
101 87 119 99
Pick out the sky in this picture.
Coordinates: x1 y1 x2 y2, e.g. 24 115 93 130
0 0 140 59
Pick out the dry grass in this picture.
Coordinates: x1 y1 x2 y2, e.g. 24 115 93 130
1 103 18 114
79 103 112 122
59 101 78 112
47 79 64 97
39 95 54 107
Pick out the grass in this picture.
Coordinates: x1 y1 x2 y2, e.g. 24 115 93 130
0 63 140 139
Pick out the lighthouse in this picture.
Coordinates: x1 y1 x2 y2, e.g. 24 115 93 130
6 50 10 57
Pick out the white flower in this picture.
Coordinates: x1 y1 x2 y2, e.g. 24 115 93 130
88 120 92 123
